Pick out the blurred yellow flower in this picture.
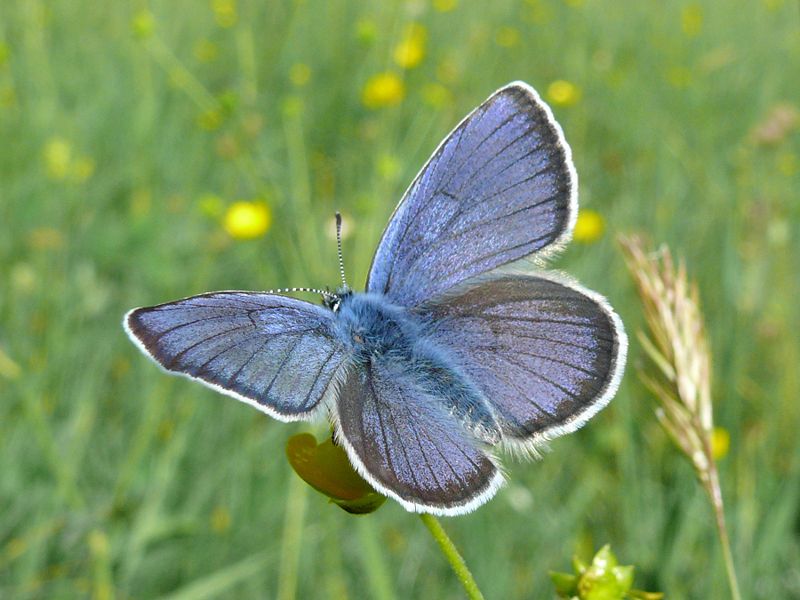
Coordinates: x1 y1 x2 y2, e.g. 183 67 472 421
0 345 21 380
198 193 225 218
681 4 703 37
131 9 155 40
71 156 95 183
436 58 460 85
377 153 401 181
212 0 237 28
223 200 272 239
666 66 692 89
573 209 605 243
421 82 453 108
193 39 219 63
197 108 223 130
28 227 65 250
547 80 582 107
362 72 405 109
495 26 521 48
43 137 94 182
211 506 232 533
356 18 378 45
777 152 798 177
289 63 311 86
393 23 427 69
711 427 730 460
433 0 458 12
43 137 72 180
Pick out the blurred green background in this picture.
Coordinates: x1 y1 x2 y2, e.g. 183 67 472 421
1 0 798 598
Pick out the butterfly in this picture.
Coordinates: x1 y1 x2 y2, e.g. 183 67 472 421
124 81 627 516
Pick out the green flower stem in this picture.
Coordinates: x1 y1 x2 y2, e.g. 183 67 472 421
419 514 485 600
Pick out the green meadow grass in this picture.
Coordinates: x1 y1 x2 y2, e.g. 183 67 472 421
1 0 798 598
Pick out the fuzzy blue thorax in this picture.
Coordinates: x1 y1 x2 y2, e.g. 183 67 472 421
333 292 501 444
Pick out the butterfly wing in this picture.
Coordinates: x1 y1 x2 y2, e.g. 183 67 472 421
124 292 348 421
334 357 503 516
367 81 576 307
416 274 626 449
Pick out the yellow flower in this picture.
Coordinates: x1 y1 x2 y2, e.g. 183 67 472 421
223 200 271 239
433 0 458 12
573 209 605 243
211 506 232 533
71 156 95 183
495 26 521 48
131 9 155 40
421 82 453 108
193 39 219 63
198 194 224 218
777 152 798 177
666 66 692 89
197 108 223 130
362 72 405 109
0 345 21 380
681 4 703 37
43 137 72 180
547 80 582 107
289 63 311 87
212 0 237 28
377 153 401 181
393 23 426 70
355 18 378 45
711 427 730 461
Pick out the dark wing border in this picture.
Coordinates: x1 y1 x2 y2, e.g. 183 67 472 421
365 80 579 293
330 365 505 517
123 292 349 423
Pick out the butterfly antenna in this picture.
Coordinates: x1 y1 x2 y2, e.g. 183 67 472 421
265 287 336 300
335 212 349 290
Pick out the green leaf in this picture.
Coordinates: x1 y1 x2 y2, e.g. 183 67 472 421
549 571 578 596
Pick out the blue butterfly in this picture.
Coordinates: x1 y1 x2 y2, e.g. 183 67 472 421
124 82 627 516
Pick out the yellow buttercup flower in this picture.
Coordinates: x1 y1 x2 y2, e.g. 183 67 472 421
495 26 521 48
210 506 232 533
131 9 155 40
433 0 458 12
393 23 427 70
666 66 692 89
547 80 581 107
573 209 605 243
223 200 272 239
212 0 237 28
362 72 405 109
289 63 311 87
711 427 730 460
681 4 703 37
421 82 453 108
193 39 219 63
43 137 72 180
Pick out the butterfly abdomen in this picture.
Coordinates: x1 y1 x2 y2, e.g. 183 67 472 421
335 293 501 444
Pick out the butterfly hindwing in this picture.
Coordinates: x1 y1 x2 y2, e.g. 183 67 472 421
334 357 503 515
125 292 348 421
367 82 577 307
416 274 626 447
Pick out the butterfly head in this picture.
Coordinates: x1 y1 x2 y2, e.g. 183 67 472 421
323 286 352 312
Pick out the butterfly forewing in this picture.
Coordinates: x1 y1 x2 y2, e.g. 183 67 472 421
125 292 348 421
367 82 576 307
416 274 626 446
335 357 503 515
